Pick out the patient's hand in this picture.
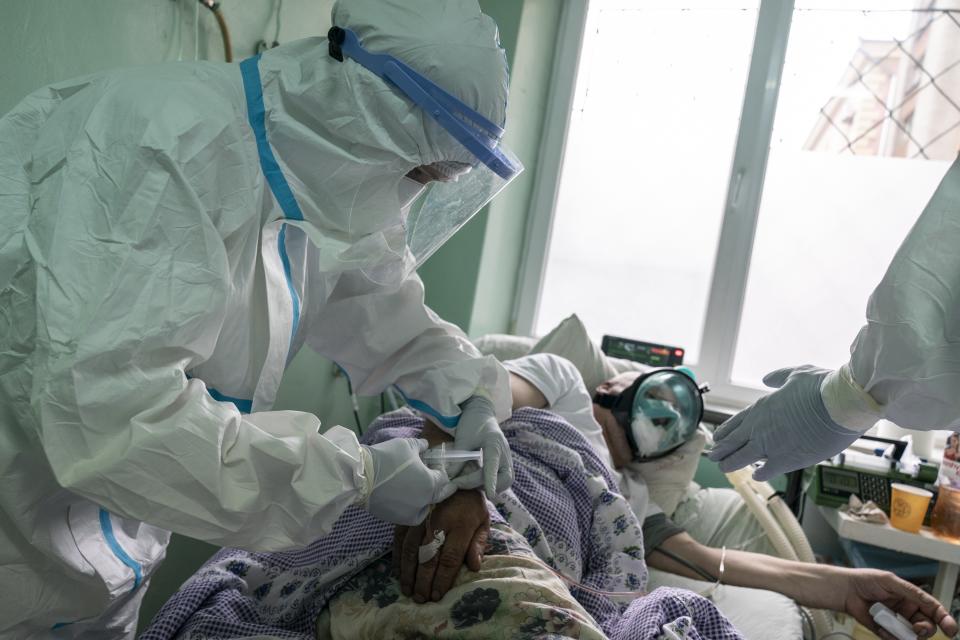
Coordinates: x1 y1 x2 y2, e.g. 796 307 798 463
392 489 490 604
834 568 956 639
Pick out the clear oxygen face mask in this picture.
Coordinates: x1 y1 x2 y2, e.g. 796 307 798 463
593 368 709 461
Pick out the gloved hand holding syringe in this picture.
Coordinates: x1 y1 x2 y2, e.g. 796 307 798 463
417 442 485 564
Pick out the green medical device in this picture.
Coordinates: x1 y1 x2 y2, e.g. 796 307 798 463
810 436 939 518
601 335 685 367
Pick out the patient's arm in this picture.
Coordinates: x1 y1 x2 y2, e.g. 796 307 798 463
392 366 571 603
393 489 490 603
391 369 566 604
420 421 454 447
509 372 548 410
648 532 957 639
393 421 490 601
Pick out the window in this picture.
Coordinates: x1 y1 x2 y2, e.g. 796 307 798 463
519 0 960 408
534 0 760 363
733 1 960 384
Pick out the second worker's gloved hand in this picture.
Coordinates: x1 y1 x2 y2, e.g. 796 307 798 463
448 395 513 500
363 438 457 526
708 365 862 481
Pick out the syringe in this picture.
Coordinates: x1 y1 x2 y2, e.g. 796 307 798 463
421 442 483 471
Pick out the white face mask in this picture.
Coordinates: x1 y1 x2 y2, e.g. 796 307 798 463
630 413 669 459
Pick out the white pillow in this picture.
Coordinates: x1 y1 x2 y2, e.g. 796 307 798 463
529 314 650 392
472 333 537 362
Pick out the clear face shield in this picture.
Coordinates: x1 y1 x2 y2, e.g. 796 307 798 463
402 151 522 266
594 369 708 461
329 27 524 285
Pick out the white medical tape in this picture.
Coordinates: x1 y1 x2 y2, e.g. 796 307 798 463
418 530 446 564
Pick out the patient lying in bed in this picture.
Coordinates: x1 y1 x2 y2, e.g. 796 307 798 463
315 411 737 640
316 500 608 639
504 353 956 640
141 356 955 640
142 403 743 640
320 354 954 640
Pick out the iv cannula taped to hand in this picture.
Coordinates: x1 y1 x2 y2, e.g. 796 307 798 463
421 442 483 471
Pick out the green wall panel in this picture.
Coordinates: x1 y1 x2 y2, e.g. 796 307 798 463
418 0 527 330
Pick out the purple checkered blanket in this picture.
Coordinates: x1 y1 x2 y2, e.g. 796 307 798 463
141 408 742 639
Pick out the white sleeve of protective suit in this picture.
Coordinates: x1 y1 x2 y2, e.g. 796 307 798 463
306 270 511 428
42 363 372 552
31 156 373 552
825 157 960 432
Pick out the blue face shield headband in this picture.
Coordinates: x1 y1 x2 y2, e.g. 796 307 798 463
325 27 524 283
328 27 522 180
594 369 708 461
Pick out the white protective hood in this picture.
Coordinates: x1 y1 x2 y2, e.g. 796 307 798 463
257 0 509 278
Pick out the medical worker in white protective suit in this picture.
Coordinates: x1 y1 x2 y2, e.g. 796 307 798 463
0 0 521 636
711 156 960 481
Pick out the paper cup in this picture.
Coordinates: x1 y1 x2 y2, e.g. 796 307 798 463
890 483 933 533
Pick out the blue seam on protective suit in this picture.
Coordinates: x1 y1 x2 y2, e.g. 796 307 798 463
239 55 304 222
185 374 252 414
51 622 73 630
240 55 452 422
98 508 143 592
392 385 460 429
343 368 460 429
278 224 301 344
206 386 253 414
240 54 303 348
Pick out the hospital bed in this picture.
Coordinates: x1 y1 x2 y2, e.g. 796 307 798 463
139 314 818 639
471 317 822 640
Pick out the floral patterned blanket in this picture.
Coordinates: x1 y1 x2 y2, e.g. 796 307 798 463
316 524 609 639
141 408 743 640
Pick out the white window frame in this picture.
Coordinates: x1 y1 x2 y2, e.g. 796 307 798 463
512 0 798 412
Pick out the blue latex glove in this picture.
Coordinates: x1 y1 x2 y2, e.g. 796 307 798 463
363 438 457 526
448 395 513 500
709 365 862 481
